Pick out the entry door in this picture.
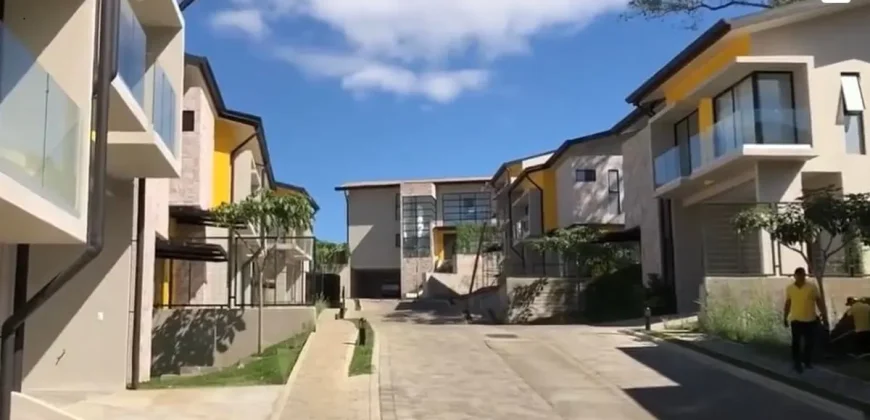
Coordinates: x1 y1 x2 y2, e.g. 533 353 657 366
444 233 457 260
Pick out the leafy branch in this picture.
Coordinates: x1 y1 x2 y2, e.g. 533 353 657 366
528 226 635 278
211 189 315 233
622 0 801 28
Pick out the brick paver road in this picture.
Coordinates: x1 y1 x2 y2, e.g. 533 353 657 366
364 300 857 420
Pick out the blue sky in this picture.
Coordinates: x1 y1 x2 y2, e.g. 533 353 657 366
183 0 750 242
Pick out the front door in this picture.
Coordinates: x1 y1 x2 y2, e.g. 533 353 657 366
444 233 457 261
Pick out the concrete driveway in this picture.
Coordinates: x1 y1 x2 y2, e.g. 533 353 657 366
365 300 859 420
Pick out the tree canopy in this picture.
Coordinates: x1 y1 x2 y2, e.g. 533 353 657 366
528 226 636 277
732 187 870 322
211 189 315 233
315 240 349 273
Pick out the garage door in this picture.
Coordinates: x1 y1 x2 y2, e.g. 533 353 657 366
352 269 402 298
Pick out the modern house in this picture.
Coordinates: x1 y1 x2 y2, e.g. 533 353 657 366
147 54 319 380
620 0 870 314
493 132 628 277
337 177 492 299
158 54 318 309
0 0 184 401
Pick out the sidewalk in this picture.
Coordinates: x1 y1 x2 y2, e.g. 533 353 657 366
280 311 376 420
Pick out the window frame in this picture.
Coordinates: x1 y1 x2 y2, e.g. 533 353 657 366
574 169 596 183
441 192 491 225
711 71 799 146
607 169 622 214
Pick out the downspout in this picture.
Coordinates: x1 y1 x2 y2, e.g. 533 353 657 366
129 178 146 389
525 175 546 276
0 0 118 416
344 190 350 300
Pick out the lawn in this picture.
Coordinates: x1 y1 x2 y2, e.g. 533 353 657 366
141 329 311 389
348 318 374 376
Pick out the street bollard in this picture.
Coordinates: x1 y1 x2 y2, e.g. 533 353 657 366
644 306 652 331
358 318 367 346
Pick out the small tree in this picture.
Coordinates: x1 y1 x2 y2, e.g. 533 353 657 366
529 226 635 278
623 0 801 29
731 187 870 325
211 189 315 353
315 240 349 274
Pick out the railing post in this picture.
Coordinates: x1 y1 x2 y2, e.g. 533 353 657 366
644 306 652 331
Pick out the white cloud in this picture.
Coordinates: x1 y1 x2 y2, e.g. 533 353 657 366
213 0 628 102
277 49 489 103
210 8 269 39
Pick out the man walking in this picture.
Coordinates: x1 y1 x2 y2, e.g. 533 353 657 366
783 267 826 373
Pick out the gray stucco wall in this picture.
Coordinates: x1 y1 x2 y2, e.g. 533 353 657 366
150 306 316 377
347 187 401 270
621 126 662 281
554 137 625 228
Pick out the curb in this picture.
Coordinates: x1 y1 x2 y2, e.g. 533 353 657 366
369 321 382 420
267 329 317 420
621 329 870 418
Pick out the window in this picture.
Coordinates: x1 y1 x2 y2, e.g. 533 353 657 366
842 73 866 155
575 169 596 183
608 169 622 214
713 72 797 153
673 111 699 173
395 233 400 248
442 192 491 225
182 110 195 132
402 196 435 257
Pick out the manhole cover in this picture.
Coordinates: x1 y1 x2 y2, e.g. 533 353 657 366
486 333 519 339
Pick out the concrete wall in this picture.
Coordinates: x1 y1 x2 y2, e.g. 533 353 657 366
704 276 870 324
502 277 583 324
150 306 315 377
554 137 625 228
347 187 400 270
621 127 662 282
10 179 134 391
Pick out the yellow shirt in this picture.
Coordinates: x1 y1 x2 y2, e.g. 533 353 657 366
786 283 819 322
847 302 870 333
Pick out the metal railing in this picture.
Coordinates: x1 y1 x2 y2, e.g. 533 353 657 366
697 202 865 278
153 234 322 308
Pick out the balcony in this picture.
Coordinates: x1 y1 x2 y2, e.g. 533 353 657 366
653 108 815 197
0 23 86 243
274 235 314 261
107 62 181 178
109 0 148 131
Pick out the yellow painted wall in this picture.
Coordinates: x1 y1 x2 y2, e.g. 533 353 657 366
212 120 235 207
661 34 751 105
433 230 444 261
524 169 558 233
698 98 714 132
507 164 521 178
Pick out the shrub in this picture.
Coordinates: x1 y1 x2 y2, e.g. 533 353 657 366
700 284 789 348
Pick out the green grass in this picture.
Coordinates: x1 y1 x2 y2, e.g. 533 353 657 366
698 284 870 382
141 329 311 389
348 319 374 376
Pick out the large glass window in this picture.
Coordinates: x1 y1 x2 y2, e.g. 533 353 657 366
713 72 797 154
402 196 435 258
673 111 699 173
442 192 491 225
842 73 866 155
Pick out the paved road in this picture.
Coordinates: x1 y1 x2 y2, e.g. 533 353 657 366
364 300 856 420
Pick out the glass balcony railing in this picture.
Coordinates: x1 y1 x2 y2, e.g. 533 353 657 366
654 146 682 187
654 108 810 190
118 0 146 107
0 24 82 214
712 108 809 159
152 64 177 155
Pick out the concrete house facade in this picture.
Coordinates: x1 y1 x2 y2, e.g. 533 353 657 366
159 55 318 309
0 0 184 403
493 132 629 277
620 0 870 315
338 177 491 299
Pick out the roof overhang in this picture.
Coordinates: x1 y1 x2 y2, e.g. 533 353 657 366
156 238 229 262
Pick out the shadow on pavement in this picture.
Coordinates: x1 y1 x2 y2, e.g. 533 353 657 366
615 345 842 420
380 300 470 325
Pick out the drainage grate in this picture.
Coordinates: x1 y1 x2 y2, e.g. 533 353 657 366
486 333 519 339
